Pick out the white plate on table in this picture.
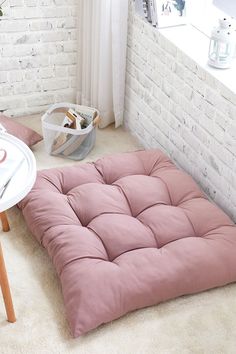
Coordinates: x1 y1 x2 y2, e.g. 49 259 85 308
0 132 36 212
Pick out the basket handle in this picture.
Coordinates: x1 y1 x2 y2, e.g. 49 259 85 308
93 115 101 126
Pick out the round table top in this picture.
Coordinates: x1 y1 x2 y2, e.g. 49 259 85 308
0 132 36 212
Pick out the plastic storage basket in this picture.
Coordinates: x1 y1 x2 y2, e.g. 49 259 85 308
41 103 100 160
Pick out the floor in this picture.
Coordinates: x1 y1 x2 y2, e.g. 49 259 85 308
1 115 236 354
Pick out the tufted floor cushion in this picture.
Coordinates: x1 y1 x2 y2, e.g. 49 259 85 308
19 149 236 337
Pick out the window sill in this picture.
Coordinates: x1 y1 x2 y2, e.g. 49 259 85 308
159 24 236 95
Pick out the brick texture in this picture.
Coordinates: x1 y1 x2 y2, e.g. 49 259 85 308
0 0 78 116
124 2 236 221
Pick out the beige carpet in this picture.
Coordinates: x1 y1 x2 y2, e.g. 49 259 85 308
1 115 236 354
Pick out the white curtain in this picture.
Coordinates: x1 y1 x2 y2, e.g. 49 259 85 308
77 0 129 128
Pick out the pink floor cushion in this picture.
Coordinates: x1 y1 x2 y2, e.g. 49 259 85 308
19 149 236 337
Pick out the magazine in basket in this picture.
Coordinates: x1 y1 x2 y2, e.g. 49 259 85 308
51 107 98 156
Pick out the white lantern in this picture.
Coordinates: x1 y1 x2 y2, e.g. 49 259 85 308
208 18 236 69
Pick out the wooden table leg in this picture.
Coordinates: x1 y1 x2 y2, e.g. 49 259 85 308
0 242 16 323
0 212 10 232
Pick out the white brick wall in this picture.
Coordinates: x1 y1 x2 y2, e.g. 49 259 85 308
124 3 236 221
0 0 78 117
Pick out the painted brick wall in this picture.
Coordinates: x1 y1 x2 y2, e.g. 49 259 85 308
124 3 236 221
0 0 78 117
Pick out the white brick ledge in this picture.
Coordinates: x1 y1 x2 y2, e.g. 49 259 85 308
124 3 236 222
159 24 236 98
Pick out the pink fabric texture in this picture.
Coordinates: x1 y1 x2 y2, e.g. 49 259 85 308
19 150 236 337
0 114 42 147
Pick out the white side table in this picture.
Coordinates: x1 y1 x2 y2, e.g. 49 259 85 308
0 132 36 323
